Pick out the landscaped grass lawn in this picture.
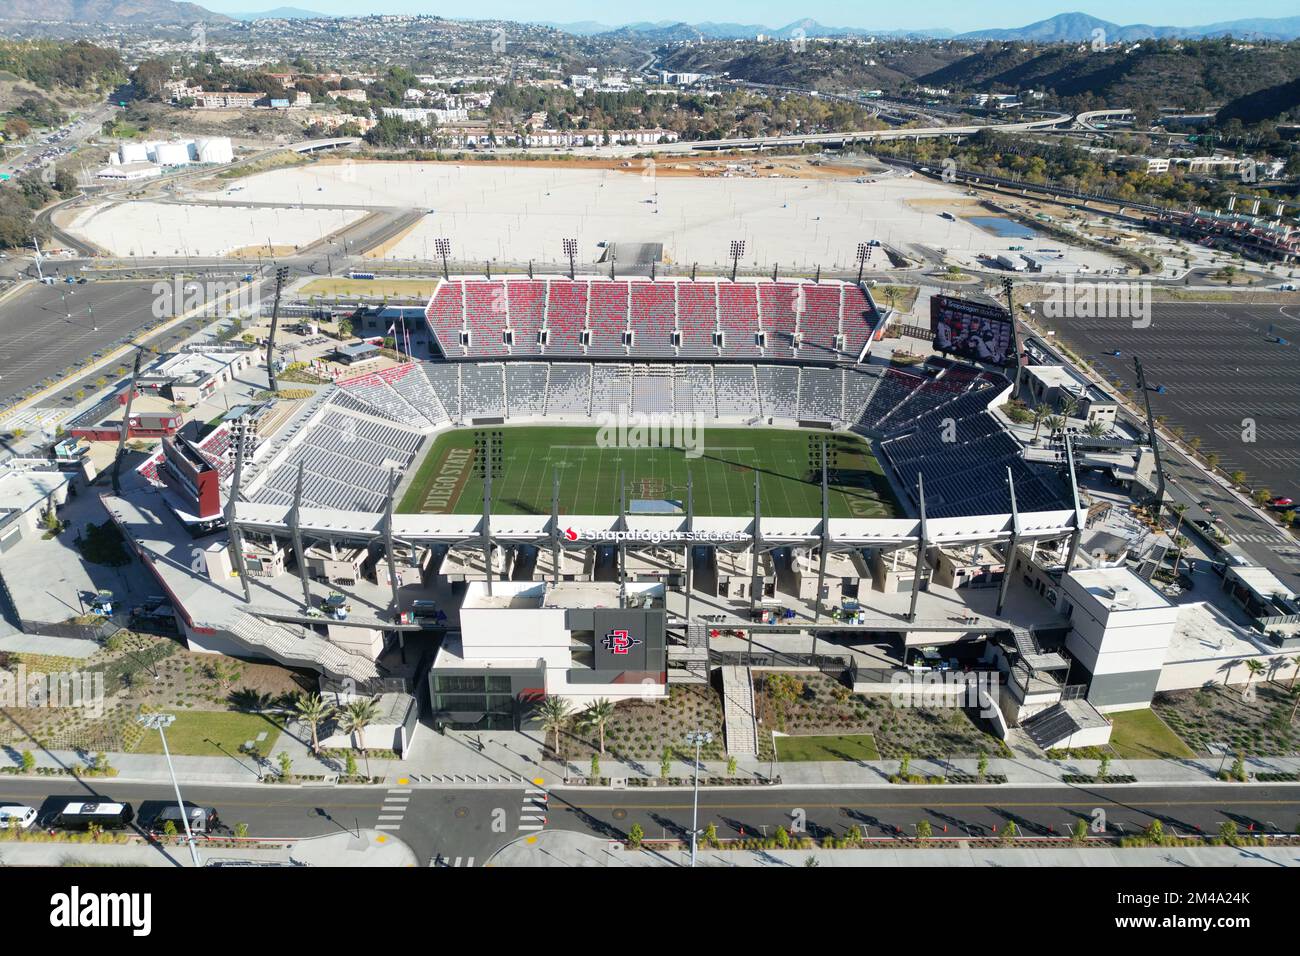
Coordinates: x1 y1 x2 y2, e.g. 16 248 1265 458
131 711 283 757
399 426 898 518
1107 708 1194 760
775 733 881 762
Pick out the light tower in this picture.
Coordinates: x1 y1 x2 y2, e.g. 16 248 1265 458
562 238 577 280
729 239 745 282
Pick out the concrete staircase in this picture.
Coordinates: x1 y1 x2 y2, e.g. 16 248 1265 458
721 665 758 757
223 611 380 682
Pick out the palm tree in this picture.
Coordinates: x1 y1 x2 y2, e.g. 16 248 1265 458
1031 404 1049 440
1043 415 1065 439
293 692 334 755
1083 419 1108 439
532 696 573 758
1290 656 1300 691
1057 396 1080 420
1244 659 1266 695
337 697 381 778
579 698 617 755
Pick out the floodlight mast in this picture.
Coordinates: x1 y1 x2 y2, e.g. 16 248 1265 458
434 237 451 280
856 241 871 284
562 238 578 280
729 240 745 282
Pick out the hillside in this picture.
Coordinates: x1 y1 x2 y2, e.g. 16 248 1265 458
659 40 962 93
0 0 227 23
1217 77 1300 126
916 40 1300 112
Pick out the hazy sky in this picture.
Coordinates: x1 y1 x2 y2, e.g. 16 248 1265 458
208 1 1299 32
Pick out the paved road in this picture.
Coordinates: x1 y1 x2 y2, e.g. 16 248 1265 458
3 777 1297 866
541 783 1300 844
0 777 391 840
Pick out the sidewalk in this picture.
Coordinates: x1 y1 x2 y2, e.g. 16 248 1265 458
0 828 417 867
6 727 1300 790
486 829 1300 867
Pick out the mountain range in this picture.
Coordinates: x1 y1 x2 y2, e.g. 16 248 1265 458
540 12 1300 43
2 5 1299 42
0 0 230 23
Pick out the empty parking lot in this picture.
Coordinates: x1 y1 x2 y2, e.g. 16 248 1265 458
1037 299 1300 502
0 279 171 406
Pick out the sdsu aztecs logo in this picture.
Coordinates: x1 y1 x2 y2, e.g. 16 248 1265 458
602 629 642 655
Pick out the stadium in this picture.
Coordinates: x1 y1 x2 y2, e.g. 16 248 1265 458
98 266 1206 756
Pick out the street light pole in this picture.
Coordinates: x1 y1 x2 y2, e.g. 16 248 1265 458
685 729 712 867
138 713 201 867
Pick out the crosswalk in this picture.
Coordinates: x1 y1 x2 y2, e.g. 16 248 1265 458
432 855 476 867
375 787 411 832
520 787 548 832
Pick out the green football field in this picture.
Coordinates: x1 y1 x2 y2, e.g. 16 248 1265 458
397 426 898 518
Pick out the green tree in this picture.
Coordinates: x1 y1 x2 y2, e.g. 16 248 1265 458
292 692 334 755
775 825 790 848
578 697 616 754
532 696 573 758
1002 820 1018 843
20 750 35 772
1145 818 1165 845
278 751 293 779
1244 658 1265 692
589 753 601 781
1071 819 1089 845
336 697 381 778
627 823 644 848
1218 820 1239 845
1097 753 1111 780
660 747 672 780
915 820 932 840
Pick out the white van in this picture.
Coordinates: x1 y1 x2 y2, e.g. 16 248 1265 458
0 805 37 830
